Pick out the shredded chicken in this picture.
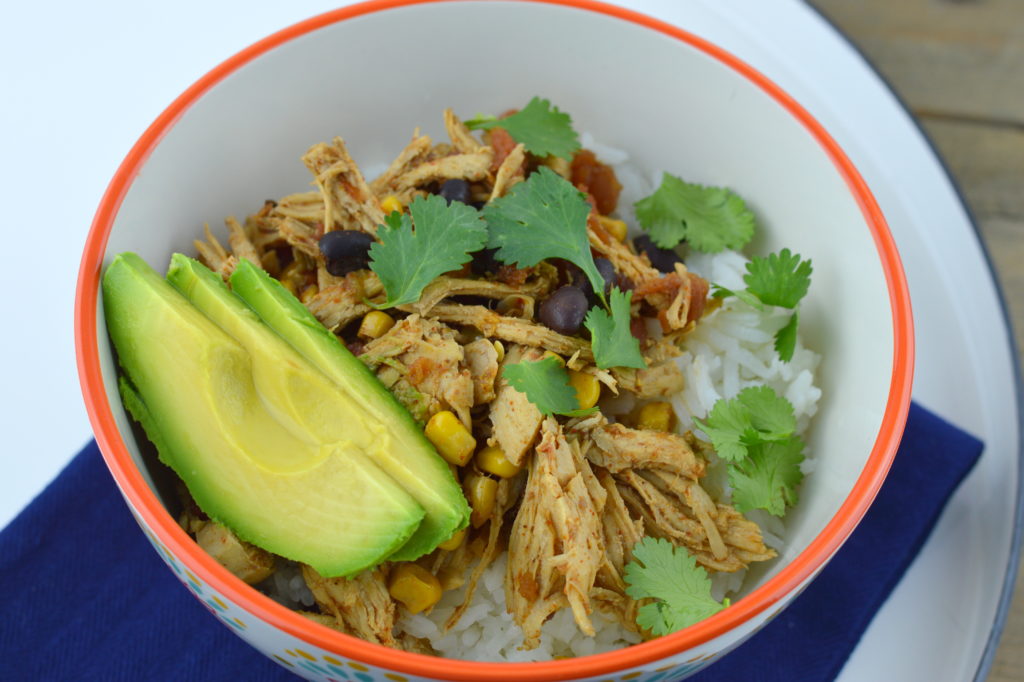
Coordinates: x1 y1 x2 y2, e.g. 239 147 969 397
303 137 385 234
359 314 475 426
194 223 237 279
444 109 482 154
302 565 398 646
427 303 594 361
405 275 549 316
305 273 373 332
276 216 321 260
272 191 325 224
615 472 774 572
632 263 710 331
506 419 606 648
489 345 545 466
594 467 643 592
577 419 706 480
489 142 526 201
463 337 500 404
370 132 433 197
195 522 275 585
224 216 261 266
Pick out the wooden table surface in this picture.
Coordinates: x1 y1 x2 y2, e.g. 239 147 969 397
808 1 1024 679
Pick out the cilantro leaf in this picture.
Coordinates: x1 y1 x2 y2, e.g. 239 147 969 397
368 195 487 308
634 172 755 252
729 438 805 516
774 311 799 363
711 284 764 311
624 537 728 636
711 250 812 363
464 97 580 159
743 248 812 309
483 167 605 300
502 356 597 417
584 287 646 370
693 386 796 462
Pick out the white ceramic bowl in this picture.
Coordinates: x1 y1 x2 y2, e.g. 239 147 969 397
75 1 913 680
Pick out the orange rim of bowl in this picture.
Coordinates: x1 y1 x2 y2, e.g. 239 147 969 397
75 0 914 679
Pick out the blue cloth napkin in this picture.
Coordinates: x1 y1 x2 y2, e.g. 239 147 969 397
0 402 983 681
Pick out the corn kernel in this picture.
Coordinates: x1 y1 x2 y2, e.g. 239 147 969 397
388 563 442 614
281 278 298 297
381 195 404 215
598 216 628 242
636 401 676 432
358 310 395 340
568 370 601 410
492 340 505 363
437 527 467 551
300 284 319 304
281 260 305 283
542 350 566 367
465 473 498 528
424 411 477 466
475 445 521 478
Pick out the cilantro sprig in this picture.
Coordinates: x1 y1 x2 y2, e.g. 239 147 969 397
693 386 796 463
502 356 597 417
368 194 487 308
484 166 606 302
624 537 729 635
712 248 813 362
465 97 580 159
729 439 805 516
634 172 755 253
584 287 646 370
694 386 804 516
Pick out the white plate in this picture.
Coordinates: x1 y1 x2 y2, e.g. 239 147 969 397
3 1 1018 680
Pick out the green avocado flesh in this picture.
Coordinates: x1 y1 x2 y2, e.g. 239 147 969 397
228 259 469 561
103 253 426 577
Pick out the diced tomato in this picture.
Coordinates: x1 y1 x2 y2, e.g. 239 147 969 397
571 149 622 215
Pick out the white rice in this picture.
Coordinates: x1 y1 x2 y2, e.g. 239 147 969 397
398 554 643 662
262 142 822 662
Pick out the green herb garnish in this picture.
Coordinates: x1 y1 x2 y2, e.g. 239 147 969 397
583 287 646 370
728 438 805 516
694 386 804 516
693 386 796 463
483 166 606 302
368 194 488 308
712 248 813 362
624 537 729 636
502 356 597 417
465 97 580 159
634 172 755 253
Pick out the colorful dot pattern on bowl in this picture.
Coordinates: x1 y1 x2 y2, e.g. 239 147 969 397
132 513 724 682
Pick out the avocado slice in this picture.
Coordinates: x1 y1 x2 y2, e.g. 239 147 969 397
228 259 469 561
103 253 425 577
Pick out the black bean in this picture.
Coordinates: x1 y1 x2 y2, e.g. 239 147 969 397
633 234 683 273
571 258 619 304
439 179 471 205
595 257 618 295
539 286 589 336
319 230 375 276
470 247 501 276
